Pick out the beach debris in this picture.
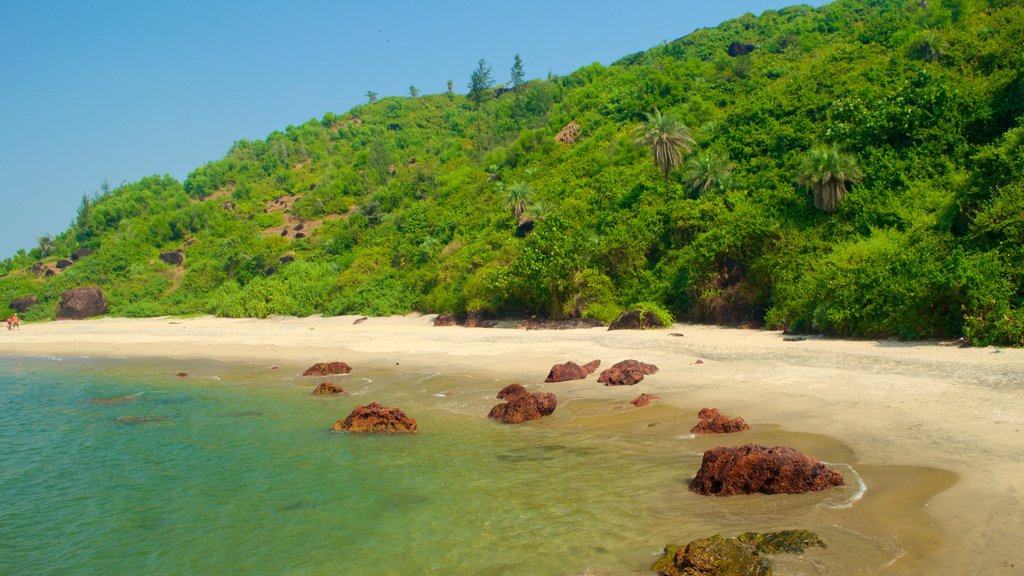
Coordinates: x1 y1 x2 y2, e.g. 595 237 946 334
302 362 352 376
333 401 418 433
55 286 108 319
630 393 659 407
88 395 137 405
597 360 659 386
313 382 344 395
353 316 368 325
488 385 557 424
689 444 844 496
651 530 825 576
608 310 666 330
690 408 750 434
432 313 458 326
116 416 169 425
176 372 188 377
544 359 601 382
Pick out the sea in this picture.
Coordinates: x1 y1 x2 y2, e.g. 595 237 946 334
0 354 955 575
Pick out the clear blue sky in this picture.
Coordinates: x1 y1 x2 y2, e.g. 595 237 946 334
0 0 829 258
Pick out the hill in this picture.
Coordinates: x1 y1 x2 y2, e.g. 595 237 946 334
2 0 1022 345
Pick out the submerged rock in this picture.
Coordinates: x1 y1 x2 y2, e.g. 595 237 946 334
333 401 417 433
737 530 827 554
56 287 108 319
488 385 557 424
544 359 601 382
652 530 825 576
302 362 352 376
88 395 137 405
690 407 750 434
689 444 845 496
116 416 169 424
597 359 659 386
631 393 659 408
313 382 344 395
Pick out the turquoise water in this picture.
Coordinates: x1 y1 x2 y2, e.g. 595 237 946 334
0 355 950 575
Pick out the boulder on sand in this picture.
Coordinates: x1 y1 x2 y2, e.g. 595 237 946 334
333 401 417 433
302 362 352 376
544 359 601 382
488 385 557 424
690 407 750 434
55 287 108 319
689 444 844 496
597 359 659 386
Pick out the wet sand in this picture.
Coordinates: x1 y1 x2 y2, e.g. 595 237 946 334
2 315 1023 573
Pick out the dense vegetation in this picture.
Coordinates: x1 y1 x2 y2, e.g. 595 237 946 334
3 0 1022 344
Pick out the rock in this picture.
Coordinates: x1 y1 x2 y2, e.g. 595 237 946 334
333 401 418 433
597 359 659 386
353 316 368 325
544 359 600 382
56 287 109 319
728 41 757 56
159 250 184 266
116 416 169 424
55 258 74 270
631 393 659 407
176 372 188 377
555 121 581 145
515 218 535 237
651 535 770 576
519 318 605 330
488 385 557 424
30 262 44 274
42 267 56 277
433 313 458 326
783 336 806 342
88 395 138 405
669 332 685 337
695 359 705 364
302 362 352 376
736 530 827 554
313 382 344 395
279 254 295 264
608 310 666 330
690 408 751 434
689 444 845 496
463 309 496 328
71 247 94 261
10 295 38 313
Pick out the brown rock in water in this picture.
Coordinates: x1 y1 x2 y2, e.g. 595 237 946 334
333 401 418 433
433 313 458 326
597 359 659 386
56 287 109 319
176 372 188 377
651 535 770 576
544 359 601 382
496 383 529 400
10 295 38 313
690 407 750 434
631 393 659 408
488 385 557 424
313 382 344 395
689 444 844 496
302 362 352 376
608 310 666 330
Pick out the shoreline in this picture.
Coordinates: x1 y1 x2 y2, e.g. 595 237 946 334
3 315 1023 572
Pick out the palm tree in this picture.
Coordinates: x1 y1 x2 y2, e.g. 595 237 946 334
796 145 864 213
685 150 735 196
504 181 532 222
636 108 695 180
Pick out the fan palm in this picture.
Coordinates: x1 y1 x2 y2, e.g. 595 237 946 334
796 145 863 213
685 150 735 195
505 181 532 222
636 109 695 180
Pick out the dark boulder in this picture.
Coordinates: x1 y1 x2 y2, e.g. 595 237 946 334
10 295 38 313
313 382 344 395
608 310 665 330
690 408 751 434
302 362 352 376
55 258 74 270
279 254 296 264
728 41 757 56
433 313 458 326
515 218 535 237
488 385 557 424
544 359 600 382
689 444 844 496
597 359 659 386
56 287 108 319
332 401 418 433
71 247 94 261
463 309 496 328
159 250 184 266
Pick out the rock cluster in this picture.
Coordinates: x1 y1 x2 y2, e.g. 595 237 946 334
689 444 844 496
333 401 418 433
55 287 108 319
651 530 825 576
302 362 352 376
313 382 344 395
488 385 557 424
597 359 659 386
690 408 750 434
608 310 666 330
544 359 601 382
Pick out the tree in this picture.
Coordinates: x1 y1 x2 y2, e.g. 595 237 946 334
510 54 524 91
635 108 695 180
504 180 532 222
366 90 378 103
796 145 864 213
468 59 493 109
685 150 734 195
408 85 420 98
446 80 454 94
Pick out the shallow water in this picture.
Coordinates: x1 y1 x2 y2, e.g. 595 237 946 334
0 356 956 575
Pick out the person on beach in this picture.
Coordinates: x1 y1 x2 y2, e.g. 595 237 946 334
5 316 11 331
11 314 19 330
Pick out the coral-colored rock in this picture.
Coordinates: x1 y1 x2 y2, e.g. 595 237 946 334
597 359 659 386
690 407 750 434
302 362 351 376
488 386 557 424
631 393 659 407
497 383 529 399
333 401 417 433
313 382 344 395
544 359 601 382
689 444 844 496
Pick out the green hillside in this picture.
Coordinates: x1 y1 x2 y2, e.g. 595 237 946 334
3 0 1023 344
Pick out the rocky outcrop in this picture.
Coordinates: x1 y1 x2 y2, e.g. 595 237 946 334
728 41 757 56
159 250 184 266
689 444 844 496
433 313 458 326
488 385 557 424
55 258 74 270
313 382 345 395
608 310 666 330
690 408 750 434
555 121 581 145
10 295 38 313
463 309 496 328
631 393 659 407
302 362 352 376
652 530 825 576
333 401 418 433
71 247 94 261
597 359 659 386
544 359 601 382
56 287 108 319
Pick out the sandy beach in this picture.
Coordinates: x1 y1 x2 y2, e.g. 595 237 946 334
3 315 1023 574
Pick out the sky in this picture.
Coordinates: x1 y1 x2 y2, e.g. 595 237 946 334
0 0 830 259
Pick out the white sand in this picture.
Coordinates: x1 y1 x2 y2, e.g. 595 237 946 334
3 314 1023 572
